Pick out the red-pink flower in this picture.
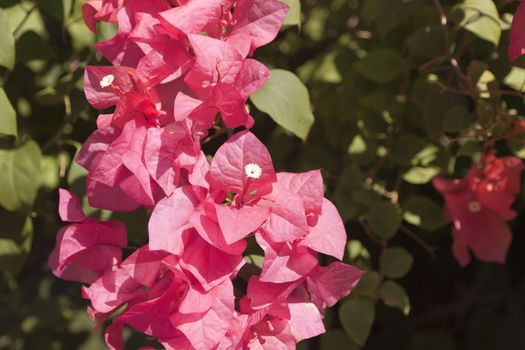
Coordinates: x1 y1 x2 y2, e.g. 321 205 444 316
509 0 525 61
48 189 127 283
433 154 523 266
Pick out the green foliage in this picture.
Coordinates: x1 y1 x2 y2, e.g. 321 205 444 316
0 88 17 137
403 196 446 231
280 0 301 27
0 140 42 212
379 247 414 279
457 0 502 46
354 48 403 83
0 8 15 70
379 280 411 315
251 69 315 140
339 298 376 346
366 201 402 239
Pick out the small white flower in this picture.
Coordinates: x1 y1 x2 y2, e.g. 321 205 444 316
245 163 262 179
100 74 115 88
468 200 481 213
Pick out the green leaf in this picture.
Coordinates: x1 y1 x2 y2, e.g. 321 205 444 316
0 209 33 277
379 280 411 315
354 271 381 297
407 25 448 58
403 196 447 231
39 156 59 190
354 48 402 83
0 140 42 211
320 330 360 350
403 166 440 185
280 0 301 27
367 201 402 239
339 298 375 346
251 69 314 141
424 88 468 137
346 240 372 270
0 88 17 137
390 135 434 166
443 105 472 133
0 8 15 70
457 0 502 46
374 0 421 37
503 67 525 92
379 247 414 278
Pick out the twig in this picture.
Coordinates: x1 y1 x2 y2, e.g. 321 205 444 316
400 225 436 261
12 4 38 39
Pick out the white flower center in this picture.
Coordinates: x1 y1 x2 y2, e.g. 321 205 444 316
245 163 262 179
468 201 481 213
100 74 115 88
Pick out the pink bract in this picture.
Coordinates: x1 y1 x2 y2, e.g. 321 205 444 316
49 1 364 348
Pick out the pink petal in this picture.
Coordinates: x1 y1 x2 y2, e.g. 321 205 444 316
179 234 245 291
184 35 243 98
173 280 235 350
58 188 86 223
82 268 146 314
288 302 325 342
277 170 324 218
84 66 135 109
259 184 309 243
509 0 525 61
210 130 276 197
215 204 270 244
228 0 289 57
149 186 202 254
301 198 347 260
120 246 170 288
257 233 317 283
306 262 364 309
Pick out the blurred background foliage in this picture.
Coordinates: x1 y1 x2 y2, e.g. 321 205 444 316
1 0 525 349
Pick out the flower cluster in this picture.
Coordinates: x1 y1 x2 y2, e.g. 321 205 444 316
433 153 523 267
49 0 363 349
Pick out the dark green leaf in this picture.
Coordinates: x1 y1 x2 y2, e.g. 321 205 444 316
339 298 375 346
366 201 402 239
379 247 414 278
403 196 446 231
379 280 410 315
354 48 402 83
320 330 360 350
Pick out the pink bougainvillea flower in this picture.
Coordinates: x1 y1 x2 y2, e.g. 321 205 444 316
77 119 164 211
148 186 205 254
209 130 276 198
256 232 318 283
82 0 124 32
434 177 513 267
84 65 137 109
51 2 369 347
224 0 289 57
306 262 364 310
299 198 347 260
48 189 127 283
509 0 525 61
467 154 524 220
